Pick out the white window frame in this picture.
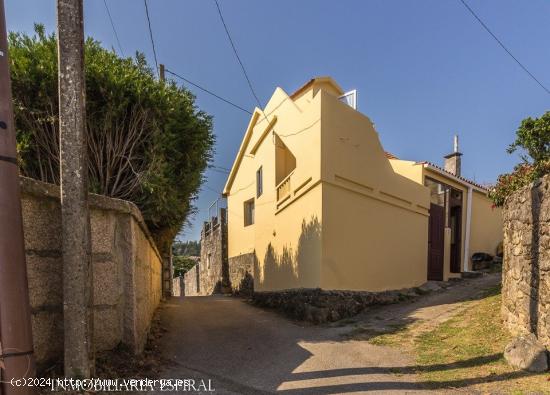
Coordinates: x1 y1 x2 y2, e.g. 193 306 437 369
244 198 255 226
338 89 357 110
256 166 263 197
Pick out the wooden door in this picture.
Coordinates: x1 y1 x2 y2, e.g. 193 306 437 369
450 206 462 273
428 203 445 281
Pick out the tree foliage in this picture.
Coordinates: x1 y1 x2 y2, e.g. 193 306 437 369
172 240 201 257
172 255 198 278
507 112 550 165
489 111 550 207
10 25 214 253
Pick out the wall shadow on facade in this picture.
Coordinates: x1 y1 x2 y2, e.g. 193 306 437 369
256 216 321 290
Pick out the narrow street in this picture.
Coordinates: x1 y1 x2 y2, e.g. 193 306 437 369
154 274 500 394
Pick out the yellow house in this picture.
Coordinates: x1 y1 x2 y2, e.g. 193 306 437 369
223 77 502 292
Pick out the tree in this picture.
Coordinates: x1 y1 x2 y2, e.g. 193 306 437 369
172 255 198 277
490 111 550 207
173 240 201 256
9 25 214 254
507 111 550 167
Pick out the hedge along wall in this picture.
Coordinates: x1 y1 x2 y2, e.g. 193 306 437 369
502 174 550 348
21 177 162 366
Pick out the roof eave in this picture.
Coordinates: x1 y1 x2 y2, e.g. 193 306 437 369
421 162 487 192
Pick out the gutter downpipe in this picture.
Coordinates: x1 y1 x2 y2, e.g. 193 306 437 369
463 186 473 272
0 0 37 392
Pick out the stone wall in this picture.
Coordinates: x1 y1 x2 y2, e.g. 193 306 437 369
181 209 255 296
183 264 199 296
21 177 162 366
253 286 432 324
182 209 230 296
198 209 229 295
502 175 550 348
228 252 255 296
182 263 200 296
172 276 184 297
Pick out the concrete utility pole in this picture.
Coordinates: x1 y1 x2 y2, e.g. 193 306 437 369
57 0 94 377
0 0 37 393
159 63 165 82
157 63 173 298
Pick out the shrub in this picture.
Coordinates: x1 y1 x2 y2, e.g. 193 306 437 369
9 25 214 254
490 111 550 207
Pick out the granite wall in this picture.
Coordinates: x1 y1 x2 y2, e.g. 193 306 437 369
182 209 230 296
172 276 184 297
502 175 550 348
183 264 199 296
21 177 162 366
228 252 255 296
181 209 256 296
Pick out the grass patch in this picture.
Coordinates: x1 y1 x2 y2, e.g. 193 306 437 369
345 324 412 346
414 286 550 393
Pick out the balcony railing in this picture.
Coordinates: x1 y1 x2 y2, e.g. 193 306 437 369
276 172 292 201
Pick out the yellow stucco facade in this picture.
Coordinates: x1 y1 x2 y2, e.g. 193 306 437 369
224 77 502 292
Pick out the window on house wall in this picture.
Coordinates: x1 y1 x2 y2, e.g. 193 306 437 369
256 166 263 197
244 199 255 226
274 134 296 186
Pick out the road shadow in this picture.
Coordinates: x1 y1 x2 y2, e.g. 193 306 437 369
154 273 549 395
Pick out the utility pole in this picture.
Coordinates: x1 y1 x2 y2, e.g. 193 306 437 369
157 63 173 298
0 0 37 393
57 0 94 377
159 63 165 82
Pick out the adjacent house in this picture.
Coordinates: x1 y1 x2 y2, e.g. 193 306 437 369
223 77 502 292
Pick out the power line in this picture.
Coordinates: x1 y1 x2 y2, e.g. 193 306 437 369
204 185 223 195
103 0 124 56
213 0 264 109
458 0 550 95
143 0 159 76
165 68 252 114
211 168 230 175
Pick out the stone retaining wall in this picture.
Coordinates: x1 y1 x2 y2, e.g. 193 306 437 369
252 286 426 324
172 276 184 297
183 264 199 296
198 210 228 295
21 177 162 366
502 175 550 348
228 253 255 296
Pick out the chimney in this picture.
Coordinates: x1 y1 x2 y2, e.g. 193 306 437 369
444 135 462 177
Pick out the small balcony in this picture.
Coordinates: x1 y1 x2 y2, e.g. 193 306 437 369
276 172 292 202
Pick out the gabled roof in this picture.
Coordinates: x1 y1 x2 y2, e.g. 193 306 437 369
290 76 344 99
419 161 488 192
223 110 261 196
223 77 344 196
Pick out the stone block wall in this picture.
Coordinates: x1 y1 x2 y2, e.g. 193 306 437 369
21 177 162 366
172 276 184 297
228 252 255 296
181 208 255 296
182 209 230 296
502 175 550 348
198 209 229 295
183 264 199 296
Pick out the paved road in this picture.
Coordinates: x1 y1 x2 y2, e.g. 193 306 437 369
155 274 500 394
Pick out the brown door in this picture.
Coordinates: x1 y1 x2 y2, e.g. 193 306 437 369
450 206 462 273
428 203 445 281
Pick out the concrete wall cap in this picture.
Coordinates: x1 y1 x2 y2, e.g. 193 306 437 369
19 176 162 262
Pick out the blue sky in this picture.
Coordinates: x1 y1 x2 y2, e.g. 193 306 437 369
5 0 550 241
